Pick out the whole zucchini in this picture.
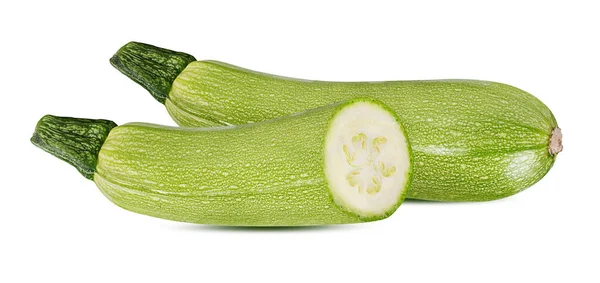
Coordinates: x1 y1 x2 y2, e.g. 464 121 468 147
111 42 562 202
31 99 412 226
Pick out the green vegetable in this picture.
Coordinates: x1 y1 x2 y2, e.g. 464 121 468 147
111 42 562 202
31 99 413 226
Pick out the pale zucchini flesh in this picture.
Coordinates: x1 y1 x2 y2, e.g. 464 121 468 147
111 42 562 202
32 99 412 226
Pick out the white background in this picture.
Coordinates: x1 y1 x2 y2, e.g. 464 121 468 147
1 1 598 282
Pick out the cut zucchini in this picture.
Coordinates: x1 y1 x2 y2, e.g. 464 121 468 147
31 98 412 225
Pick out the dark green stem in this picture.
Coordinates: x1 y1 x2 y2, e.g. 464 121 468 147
31 115 117 180
110 42 196 104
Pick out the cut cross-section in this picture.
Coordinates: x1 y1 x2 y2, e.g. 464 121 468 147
325 99 412 220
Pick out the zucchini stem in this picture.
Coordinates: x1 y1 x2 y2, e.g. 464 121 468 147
31 115 117 180
548 127 563 156
110 42 196 103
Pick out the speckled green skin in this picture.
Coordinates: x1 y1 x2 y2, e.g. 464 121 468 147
31 115 117 179
31 99 412 226
169 62 559 202
111 43 559 201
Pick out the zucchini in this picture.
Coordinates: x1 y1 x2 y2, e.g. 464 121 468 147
111 42 562 202
31 99 413 226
